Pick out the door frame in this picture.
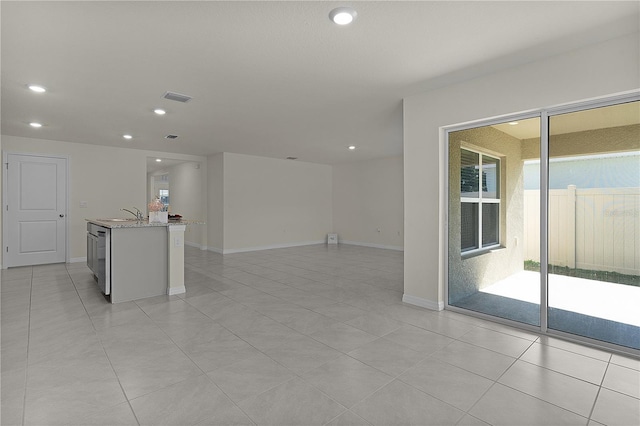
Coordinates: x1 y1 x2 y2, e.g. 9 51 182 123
2 151 70 269
442 91 640 357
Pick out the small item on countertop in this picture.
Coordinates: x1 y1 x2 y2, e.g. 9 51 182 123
148 198 169 223
168 214 182 222
148 198 164 212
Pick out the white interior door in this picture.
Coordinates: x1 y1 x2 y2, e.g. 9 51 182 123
4 154 67 267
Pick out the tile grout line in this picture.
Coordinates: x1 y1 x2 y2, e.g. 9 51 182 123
69 264 142 426
481 337 600 423
460 339 528 423
194 243 575 425
20 267 34 426
130 296 264 425
586 354 613 424
179 270 409 423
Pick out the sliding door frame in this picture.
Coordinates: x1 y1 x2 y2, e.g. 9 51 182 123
443 91 640 357
443 109 543 336
540 110 549 333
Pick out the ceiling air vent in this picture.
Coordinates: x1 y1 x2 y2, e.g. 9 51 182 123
286 157 298 160
162 91 192 103
165 134 179 139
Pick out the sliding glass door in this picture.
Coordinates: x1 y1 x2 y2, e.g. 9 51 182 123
547 101 640 349
448 117 541 326
447 96 640 352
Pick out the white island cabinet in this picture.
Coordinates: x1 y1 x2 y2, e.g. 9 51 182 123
86 219 197 303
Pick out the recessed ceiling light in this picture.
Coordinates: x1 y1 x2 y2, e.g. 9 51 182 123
29 122 42 128
508 121 519 126
156 158 162 162
123 134 133 139
329 7 357 25
154 109 166 115
28 84 46 93
348 145 356 150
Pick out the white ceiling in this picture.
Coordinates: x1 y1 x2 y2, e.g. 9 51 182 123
146 157 193 174
2 1 639 165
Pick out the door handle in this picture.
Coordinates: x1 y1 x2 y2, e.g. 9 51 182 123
59 214 65 218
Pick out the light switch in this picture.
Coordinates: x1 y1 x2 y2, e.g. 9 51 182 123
79 201 88 208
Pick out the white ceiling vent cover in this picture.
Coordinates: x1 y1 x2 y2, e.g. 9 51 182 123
162 91 192 103
165 134 179 139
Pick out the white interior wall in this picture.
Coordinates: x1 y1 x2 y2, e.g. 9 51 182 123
1 135 206 261
0 137 2 267
222 153 332 253
146 173 153 208
206 153 224 253
332 157 404 250
168 162 206 248
403 32 640 309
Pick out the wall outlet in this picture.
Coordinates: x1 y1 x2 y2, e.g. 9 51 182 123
175 237 182 247
79 201 88 208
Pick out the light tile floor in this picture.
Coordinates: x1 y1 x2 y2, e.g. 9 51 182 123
1 244 639 426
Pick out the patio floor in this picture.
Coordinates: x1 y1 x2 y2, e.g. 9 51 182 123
454 270 640 349
482 270 640 327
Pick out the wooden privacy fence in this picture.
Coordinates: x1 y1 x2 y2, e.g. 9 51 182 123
524 186 640 275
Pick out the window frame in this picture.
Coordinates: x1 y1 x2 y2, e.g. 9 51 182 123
460 147 501 255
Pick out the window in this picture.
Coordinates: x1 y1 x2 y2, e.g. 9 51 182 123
158 189 169 207
460 148 500 252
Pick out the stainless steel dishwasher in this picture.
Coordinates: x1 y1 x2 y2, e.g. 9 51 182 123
87 223 110 295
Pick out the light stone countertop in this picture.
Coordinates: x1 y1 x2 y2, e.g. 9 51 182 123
86 218 204 229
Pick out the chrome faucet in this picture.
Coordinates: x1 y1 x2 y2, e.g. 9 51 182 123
121 208 144 220
133 207 144 219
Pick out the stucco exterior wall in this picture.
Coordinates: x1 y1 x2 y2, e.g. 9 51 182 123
448 126 526 302
521 123 639 160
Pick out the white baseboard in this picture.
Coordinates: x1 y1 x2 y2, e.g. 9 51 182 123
185 241 208 250
340 240 404 252
70 257 87 263
222 240 325 254
402 294 443 311
168 286 186 295
206 246 224 254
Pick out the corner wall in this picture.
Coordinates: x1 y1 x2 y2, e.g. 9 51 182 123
209 153 333 254
168 162 206 248
403 32 640 309
332 157 404 250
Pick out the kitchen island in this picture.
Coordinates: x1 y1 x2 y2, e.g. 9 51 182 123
86 218 201 303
